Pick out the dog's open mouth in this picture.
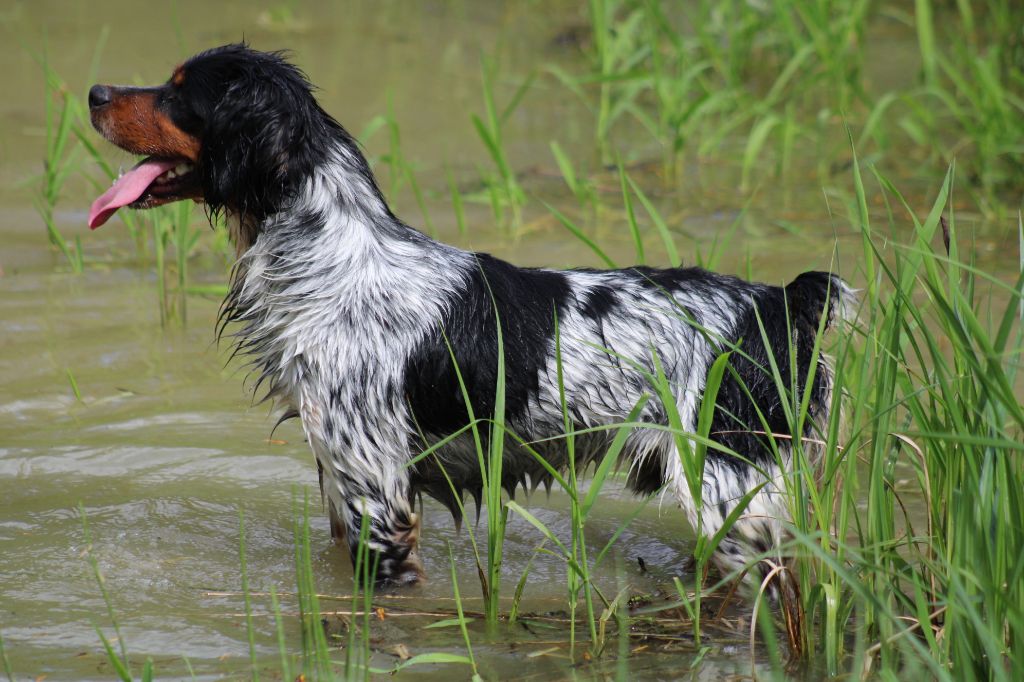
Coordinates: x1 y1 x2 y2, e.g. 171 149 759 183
88 157 199 229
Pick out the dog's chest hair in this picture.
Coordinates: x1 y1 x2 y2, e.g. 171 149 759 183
228 150 473 486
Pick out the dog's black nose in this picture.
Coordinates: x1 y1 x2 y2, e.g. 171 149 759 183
88 85 112 109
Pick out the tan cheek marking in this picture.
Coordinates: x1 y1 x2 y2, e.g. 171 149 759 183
103 92 164 154
400 512 421 546
100 91 200 161
154 110 200 161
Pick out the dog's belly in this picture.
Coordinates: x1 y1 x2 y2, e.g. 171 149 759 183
409 427 619 516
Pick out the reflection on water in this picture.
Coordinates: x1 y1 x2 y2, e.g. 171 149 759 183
1 1 1019 679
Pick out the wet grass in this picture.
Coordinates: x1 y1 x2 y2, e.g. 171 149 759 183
34 42 93 274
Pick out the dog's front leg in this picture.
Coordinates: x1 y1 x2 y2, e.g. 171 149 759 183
338 474 424 587
297 376 425 586
309 436 425 586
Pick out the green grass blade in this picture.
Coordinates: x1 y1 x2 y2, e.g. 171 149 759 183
626 175 681 267
95 626 132 682
392 652 474 672
0 627 14 682
447 542 478 676
581 394 649 517
541 199 618 268
506 501 571 556
740 113 780 192
618 159 645 264
268 585 292 681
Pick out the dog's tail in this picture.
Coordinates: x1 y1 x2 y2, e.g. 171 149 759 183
783 271 856 336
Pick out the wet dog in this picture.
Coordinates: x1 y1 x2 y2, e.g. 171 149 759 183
88 44 850 589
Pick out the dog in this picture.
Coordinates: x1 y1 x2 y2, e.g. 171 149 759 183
87 44 850 590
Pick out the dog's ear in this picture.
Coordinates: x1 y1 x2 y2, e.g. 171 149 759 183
199 67 323 221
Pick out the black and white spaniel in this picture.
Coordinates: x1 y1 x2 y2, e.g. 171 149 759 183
87 44 851 590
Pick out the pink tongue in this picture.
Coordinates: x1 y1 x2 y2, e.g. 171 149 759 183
88 158 181 229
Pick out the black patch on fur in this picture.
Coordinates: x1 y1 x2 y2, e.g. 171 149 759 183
578 282 619 319
626 450 665 495
404 253 571 435
709 271 838 467
630 265 756 303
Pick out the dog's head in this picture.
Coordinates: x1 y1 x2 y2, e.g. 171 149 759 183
88 43 338 229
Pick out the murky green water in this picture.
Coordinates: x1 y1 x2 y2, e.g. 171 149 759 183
2 1 1021 679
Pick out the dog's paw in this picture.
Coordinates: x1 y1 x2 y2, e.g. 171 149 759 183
374 551 425 588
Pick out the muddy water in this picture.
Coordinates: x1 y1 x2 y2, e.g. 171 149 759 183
1 1 1020 679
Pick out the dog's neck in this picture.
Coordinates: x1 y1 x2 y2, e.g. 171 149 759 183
218 139 467 405
225 139 402 255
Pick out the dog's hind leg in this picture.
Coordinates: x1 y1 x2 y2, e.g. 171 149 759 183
666 445 784 577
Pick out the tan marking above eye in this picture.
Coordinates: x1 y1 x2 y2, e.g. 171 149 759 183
172 66 186 86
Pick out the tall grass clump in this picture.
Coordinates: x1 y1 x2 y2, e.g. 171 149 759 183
471 53 533 231
581 0 649 163
31 32 161 272
748 149 1024 677
149 202 202 326
35 49 90 273
556 0 1023 212
290 490 337 679
853 166 1021 678
909 0 1024 211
